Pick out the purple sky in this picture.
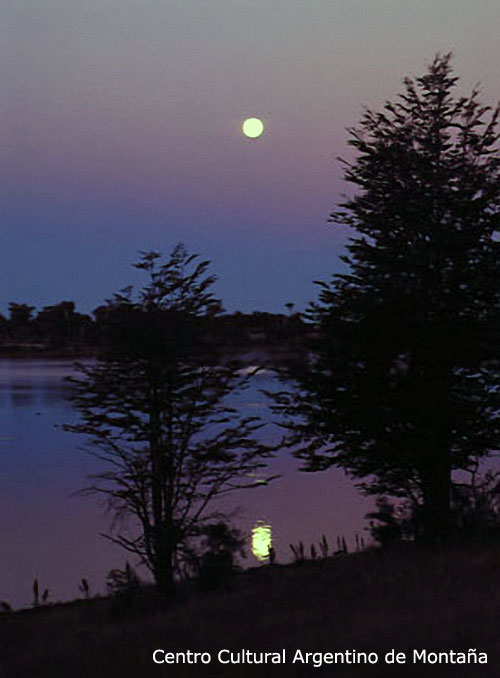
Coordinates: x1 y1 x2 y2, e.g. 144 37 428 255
2 1 500 313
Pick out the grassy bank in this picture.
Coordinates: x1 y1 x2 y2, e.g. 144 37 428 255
1 547 499 677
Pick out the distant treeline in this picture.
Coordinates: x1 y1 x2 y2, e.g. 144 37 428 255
0 301 308 357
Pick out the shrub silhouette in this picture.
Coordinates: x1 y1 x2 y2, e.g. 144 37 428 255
32 578 39 607
78 578 90 599
106 562 141 596
198 522 245 590
290 541 305 562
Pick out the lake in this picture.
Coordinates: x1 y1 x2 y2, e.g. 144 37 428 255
0 359 369 608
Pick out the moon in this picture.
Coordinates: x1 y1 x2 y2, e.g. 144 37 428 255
242 117 264 139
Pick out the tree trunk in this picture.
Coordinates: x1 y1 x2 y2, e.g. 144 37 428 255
419 458 452 545
148 376 176 596
153 547 176 596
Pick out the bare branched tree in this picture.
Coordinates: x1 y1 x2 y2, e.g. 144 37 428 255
66 245 276 595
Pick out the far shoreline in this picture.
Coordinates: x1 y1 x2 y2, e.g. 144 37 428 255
0 344 301 363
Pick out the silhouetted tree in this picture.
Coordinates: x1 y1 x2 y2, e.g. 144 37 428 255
0 313 8 341
35 301 75 346
35 301 93 348
8 303 35 341
274 55 500 543
66 245 275 595
8 303 34 326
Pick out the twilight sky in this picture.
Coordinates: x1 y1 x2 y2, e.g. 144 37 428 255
2 0 500 314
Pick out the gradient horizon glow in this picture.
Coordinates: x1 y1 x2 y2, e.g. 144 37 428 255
2 1 499 314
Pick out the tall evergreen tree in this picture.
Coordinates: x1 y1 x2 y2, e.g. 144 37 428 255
66 245 274 594
275 55 500 542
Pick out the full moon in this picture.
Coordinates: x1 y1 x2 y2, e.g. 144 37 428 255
242 117 264 138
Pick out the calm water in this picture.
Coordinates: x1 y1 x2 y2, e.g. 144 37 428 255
0 359 369 608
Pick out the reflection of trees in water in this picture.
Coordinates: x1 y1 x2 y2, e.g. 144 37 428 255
10 389 35 408
39 384 72 406
4 381 72 408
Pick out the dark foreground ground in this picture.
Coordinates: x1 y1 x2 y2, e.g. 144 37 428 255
1 547 499 678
